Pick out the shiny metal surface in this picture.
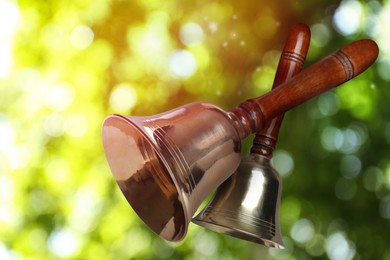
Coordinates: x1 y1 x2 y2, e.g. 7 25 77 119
102 102 241 241
192 154 284 248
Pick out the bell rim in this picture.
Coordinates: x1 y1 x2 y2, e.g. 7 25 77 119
102 114 190 242
192 217 285 248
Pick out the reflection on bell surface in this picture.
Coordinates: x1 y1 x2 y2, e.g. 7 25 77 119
192 154 284 248
102 102 242 242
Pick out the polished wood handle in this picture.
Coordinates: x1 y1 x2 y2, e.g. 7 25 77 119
229 39 379 140
251 23 311 157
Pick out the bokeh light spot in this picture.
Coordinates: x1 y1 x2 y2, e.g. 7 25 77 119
252 66 276 94
335 177 357 200
340 155 361 178
262 49 280 68
0 243 14 260
48 228 82 257
109 84 138 113
290 218 315 244
317 92 340 117
377 59 390 81
169 50 197 77
152 239 174 259
194 231 218 257
273 150 294 177
363 166 383 192
311 23 331 47
29 229 48 253
321 126 343 151
0 0 20 78
364 14 381 37
124 227 151 256
326 232 356 260
43 114 65 137
189 45 210 70
0 43 12 78
65 114 88 138
69 187 103 233
333 0 363 36
180 22 204 46
280 196 301 227
377 4 390 55
44 83 75 111
321 123 367 153
306 234 326 257
46 157 71 184
0 176 13 201
340 128 359 154
0 1 20 38
40 23 66 50
0 118 16 151
0 203 19 228
207 21 218 33
253 11 278 40
127 11 171 68
8 145 30 170
70 25 94 50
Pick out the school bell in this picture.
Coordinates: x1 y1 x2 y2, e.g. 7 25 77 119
102 39 378 242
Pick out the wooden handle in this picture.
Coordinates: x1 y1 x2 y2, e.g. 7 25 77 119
229 39 379 140
251 23 311 157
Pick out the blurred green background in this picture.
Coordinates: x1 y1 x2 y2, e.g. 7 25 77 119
1 0 390 259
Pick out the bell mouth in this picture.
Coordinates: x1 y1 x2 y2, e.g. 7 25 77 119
192 217 284 248
102 115 187 241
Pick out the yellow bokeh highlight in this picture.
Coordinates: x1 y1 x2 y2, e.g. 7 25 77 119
202 3 234 22
253 8 278 40
188 44 210 71
109 83 138 113
127 11 172 57
252 65 276 95
0 0 20 78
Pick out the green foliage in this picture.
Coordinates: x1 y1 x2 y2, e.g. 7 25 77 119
1 0 390 259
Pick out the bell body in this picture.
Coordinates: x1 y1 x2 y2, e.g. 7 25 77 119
192 153 284 248
102 102 242 241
